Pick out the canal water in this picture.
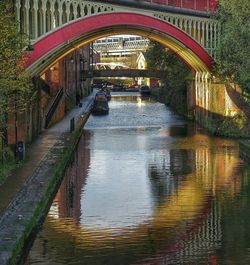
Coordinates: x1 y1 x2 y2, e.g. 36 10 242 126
24 93 250 265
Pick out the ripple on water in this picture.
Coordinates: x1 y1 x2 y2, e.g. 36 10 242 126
25 93 247 265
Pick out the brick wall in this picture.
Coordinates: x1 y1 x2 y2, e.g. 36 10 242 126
7 43 98 148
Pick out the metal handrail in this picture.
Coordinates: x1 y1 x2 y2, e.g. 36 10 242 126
45 87 64 129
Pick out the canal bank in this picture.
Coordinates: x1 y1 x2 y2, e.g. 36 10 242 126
0 94 94 265
151 84 250 139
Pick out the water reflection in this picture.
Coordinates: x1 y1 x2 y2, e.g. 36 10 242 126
24 93 247 265
54 132 90 224
148 149 195 205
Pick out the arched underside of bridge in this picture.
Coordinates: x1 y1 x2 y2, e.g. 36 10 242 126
26 12 213 76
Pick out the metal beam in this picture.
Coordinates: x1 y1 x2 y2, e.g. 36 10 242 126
82 69 165 78
91 0 212 18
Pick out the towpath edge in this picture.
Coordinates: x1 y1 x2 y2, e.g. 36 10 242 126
0 94 94 265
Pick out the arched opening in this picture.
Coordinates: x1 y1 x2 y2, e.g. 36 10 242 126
77 5 81 19
46 0 51 32
38 0 42 36
62 3 67 24
29 0 34 38
54 1 59 28
69 3 74 21
25 12 213 76
20 0 26 34
84 5 88 16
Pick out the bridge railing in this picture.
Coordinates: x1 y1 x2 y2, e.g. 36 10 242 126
135 0 217 12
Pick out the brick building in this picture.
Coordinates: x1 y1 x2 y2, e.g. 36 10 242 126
7 43 100 150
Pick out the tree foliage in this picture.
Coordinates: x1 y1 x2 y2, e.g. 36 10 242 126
0 1 34 147
146 42 190 88
146 42 191 114
215 0 250 92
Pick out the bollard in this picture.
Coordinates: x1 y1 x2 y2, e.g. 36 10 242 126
70 118 75 132
15 141 25 160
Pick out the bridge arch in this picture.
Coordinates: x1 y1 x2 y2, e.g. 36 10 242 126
26 12 213 75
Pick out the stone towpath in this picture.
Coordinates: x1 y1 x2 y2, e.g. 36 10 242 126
0 92 95 217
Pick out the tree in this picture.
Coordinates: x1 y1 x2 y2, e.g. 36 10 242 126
0 1 34 159
146 42 191 114
215 0 250 92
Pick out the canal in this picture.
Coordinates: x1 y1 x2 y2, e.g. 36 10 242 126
23 93 250 265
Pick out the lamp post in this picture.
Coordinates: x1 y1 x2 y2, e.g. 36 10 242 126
79 55 84 98
69 53 78 106
80 55 88 96
74 51 79 106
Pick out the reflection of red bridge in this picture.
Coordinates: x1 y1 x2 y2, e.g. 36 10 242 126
22 128 239 264
132 199 220 265
47 131 240 265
